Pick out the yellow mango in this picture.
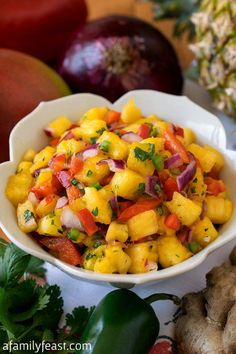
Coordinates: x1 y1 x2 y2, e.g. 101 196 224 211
56 139 86 157
98 184 114 201
206 196 233 224
30 146 56 173
192 217 218 247
17 161 32 174
204 145 225 172
94 244 131 274
69 197 86 212
83 187 112 224
187 144 216 172
178 128 196 147
35 170 53 186
188 167 207 203
141 137 165 152
37 214 64 236
157 215 176 236
126 241 158 273
106 221 129 242
75 119 107 142
97 131 129 160
81 107 108 121
6 172 33 206
121 98 142 123
127 142 155 177
166 192 202 226
45 116 72 138
22 149 36 162
75 154 110 185
111 168 145 200
128 210 159 241
83 245 106 271
157 235 192 268
36 194 59 218
17 200 37 233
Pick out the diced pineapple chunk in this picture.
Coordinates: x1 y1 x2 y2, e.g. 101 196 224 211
35 170 53 186
37 214 64 236
126 241 158 273
83 245 106 271
187 144 216 172
204 145 225 172
17 161 33 174
141 138 165 152
30 146 56 173
121 98 142 123
179 128 196 147
166 192 202 226
81 107 108 121
75 119 108 142
157 235 192 268
36 194 59 218
188 168 207 203
192 216 218 247
106 221 129 242
5 172 33 206
206 196 233 224
97 131 129 160
98 184 114 200
94 244 131 274
22 149 36 162
68 197 86 212
45 116 72 138
128 210 159 241
56 139 86 157
127 143 155 177
83 187 112 224
75 154 110 185
111 168 145 200
17 200 37 232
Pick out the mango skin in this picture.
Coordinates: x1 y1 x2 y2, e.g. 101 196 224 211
0 49 71 162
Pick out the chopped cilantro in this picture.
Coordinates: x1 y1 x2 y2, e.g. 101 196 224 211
91 182 102 190
191 187 196 193
71 178 79 186
154 183 162 193
192 178 198 183
92 207 99 216
24 209 34 223
96 127 106 135
87 169 93 177
99 140 110 153
93 241 103 249
134 143 155 161
156 206 164 216
138 183 145 193
90 137 97 144
188 241 201 254
86 253 96 261
152 154 164 172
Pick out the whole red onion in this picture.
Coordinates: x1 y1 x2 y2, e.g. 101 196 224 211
59 16 183 101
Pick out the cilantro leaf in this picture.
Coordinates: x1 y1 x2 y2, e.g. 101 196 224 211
25 257 46 278
65 306 95 337
0 244 31 288
134 143 155 161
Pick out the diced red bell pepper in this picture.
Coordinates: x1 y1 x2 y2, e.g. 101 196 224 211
117 201 133 216
177 226 190 244
40 237 81 266
69 155 83 175
105 110 121 124
49 138 60 147
175 126 184 137
118 198 161 221
55 170 71 188
49 153 66 172
66 185 83 201
164 129 190 164
163 177 179 201
204 177 226 196
138 124 151 139
31 175 61 199
165 213 181 230
77 208 98 236
149 340 173 354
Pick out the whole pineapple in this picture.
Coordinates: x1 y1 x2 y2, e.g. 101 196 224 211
190 0 236 117
149 0 236 118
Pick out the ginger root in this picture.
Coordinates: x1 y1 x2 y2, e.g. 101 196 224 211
175 247 236 354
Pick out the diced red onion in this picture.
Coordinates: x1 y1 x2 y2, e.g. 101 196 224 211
56 196 68 209
61 131 74 141
164 153 183 169
25 217 36 227
145 260 158 271
176 160 196 191
33 167 51 178
76 144 99 161
97 159 125 172
109 122 126 131
121 132 142 143
60 207 84 231
28 192 39 206
55 171 71 188
109 196 119 215
44 127 54 137
145 176 160 198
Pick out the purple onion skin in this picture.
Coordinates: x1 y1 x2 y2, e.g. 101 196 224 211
59 16 183 102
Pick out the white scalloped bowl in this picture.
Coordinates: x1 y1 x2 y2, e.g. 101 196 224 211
0 90 236 287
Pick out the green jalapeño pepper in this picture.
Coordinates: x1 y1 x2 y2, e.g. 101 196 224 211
77 289 180 354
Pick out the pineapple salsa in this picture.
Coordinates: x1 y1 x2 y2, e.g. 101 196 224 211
6 99 233 274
